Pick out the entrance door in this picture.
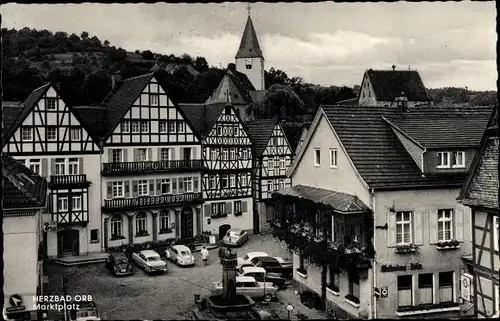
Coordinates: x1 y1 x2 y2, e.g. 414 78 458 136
57 229 79 257
180 207 194 239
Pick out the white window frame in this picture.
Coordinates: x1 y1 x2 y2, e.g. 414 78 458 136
229 174 236 188
234 200 242 213
280 157 286 169
209 175 216 189
161 179 171 194
267 180 273 192
138 180 148 196
111 149 123 163
135 213 147 233
159 120 167 133
184 177 193 192
438 271 454 303
418 273 434 305
131 120 140 133
159 148 170 161
234 126 239 136
70 127 81 141
54 158 66 175
268 158 274 169
230 148 236 160
136 148 148 161
112 181 124 198
68 158 79 175
314 148 321 167
279 179 285 190
21 127 33 141
47 127 57 141
150 94 159 106
396 211 413 245
211 149 218 160
140 120 149 133
222 148 229 160
240 175 248 187
397 274 413 307
329 148 338 168
159 211 169 231
72 195 82 211
242 148 248 160
46 98 57 110
121 120 130 133
57 196 68 212
452 151 465 168
437 152 451 168
437 209 454 242
274 156 280 168
111 215 122 237
494 216 499 252
216 125 223 136
29 159 41 175
177 121 185 133
168 121 176 133
221 175 229 188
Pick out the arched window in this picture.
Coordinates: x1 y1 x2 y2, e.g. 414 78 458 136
159 211 170 232
110 214 122 237
135 212 147 234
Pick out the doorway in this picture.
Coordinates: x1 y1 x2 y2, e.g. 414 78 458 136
57 229 79 257
180 207 194 239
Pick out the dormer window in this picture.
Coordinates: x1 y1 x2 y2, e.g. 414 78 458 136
245 58 252 69
437 152 450 168
452 151 465 168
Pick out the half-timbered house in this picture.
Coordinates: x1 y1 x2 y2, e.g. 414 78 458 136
243 119 293 233
458 109 499 318
180 102 253 236
75 72 205 249
2 84 102 259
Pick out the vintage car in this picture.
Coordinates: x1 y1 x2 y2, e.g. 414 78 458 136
131 250 167 274
238 266 287 289
166 245 195 266
222 228 249 247
249 256 293 279
237 252 269 267
213 276 278 302
68 301 100 321
105 252 133 276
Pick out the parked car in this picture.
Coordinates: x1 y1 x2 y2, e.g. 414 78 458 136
238 266 287 289
166 245 195 266
68 301 100 321
132 250 167 274
213 276 278 302
250 256 293 279
222 228 249 247
237 252 269 267
105 252 133 276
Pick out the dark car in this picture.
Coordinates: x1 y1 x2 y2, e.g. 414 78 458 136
250 256 293 279
106 252 133 276
238 266 288 289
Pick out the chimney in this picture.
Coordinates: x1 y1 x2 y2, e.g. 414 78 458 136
396 91 408 112
111 71 122 90
392 64 396 71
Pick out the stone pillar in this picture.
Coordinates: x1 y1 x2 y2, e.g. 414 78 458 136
175 210 180 239
221 248 238 302
152 211 158 241
196 207 202 236
128 214 134 245
103 218 109 250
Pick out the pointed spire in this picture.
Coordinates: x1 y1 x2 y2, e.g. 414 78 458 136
235 14 263 59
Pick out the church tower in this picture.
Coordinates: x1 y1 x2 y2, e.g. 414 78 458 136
235 5 265 91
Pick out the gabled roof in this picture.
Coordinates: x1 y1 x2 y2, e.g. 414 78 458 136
206 69 255 105
275 185 370 214
281 122 311 152
335 98 358 105
364 69 432 102
383 106 493 149
72 106 108 142
248 90 267 104
243 119 278 157
236 15 264 59
2 153 47 210
178 103 226 139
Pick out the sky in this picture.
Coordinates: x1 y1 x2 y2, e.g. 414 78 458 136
1 1 497 90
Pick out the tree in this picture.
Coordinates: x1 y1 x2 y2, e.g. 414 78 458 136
142 50 154 60
193 56 209 72
180 53 193 65
103 40 110 47
265 67 290 88
68 33 80 43
248 84 305 120
81 31 89 39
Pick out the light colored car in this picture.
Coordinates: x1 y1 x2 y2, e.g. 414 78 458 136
69 301 100 321
132 250 167 274
213 276 278 302
237 252 269 267
222 228 249 247
166 245 195 266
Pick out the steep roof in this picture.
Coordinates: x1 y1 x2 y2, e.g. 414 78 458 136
365 69 432 102
236 15 264 59
72 106 108 142
249 90 267 104
384 106 492 148
178 103 226 139
206 69 255 105
2 153 48 210
243 119 278 157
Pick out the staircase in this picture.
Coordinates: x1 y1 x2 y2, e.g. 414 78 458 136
52 252 108 266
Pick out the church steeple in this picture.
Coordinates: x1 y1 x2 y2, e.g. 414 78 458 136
235 14 263 59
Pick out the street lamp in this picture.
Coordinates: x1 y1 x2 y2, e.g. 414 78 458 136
286 304 294 319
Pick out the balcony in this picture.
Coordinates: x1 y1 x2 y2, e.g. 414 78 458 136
102 192 203 211
101 160 206 176
49 174 91 189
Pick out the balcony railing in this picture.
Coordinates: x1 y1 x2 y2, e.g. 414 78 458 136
49 174 90 189
103 192 203 211
101 160 206 175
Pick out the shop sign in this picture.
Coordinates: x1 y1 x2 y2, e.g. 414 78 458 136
380 262 422 273
6 294 26 312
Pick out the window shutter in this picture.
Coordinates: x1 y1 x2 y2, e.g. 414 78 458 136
171 148 175 160
147 148 152 161
79 157 84 174
172 178 177 194
455 209 464 242
108 149 113 163
124 181 130 197
204 204 211 217
51 159 56 175
429 210 438 244
132 180 138 198
106 182 112 199
180 148 185 160
156 179 162 195
413 211 424 245
149 180 155 196
178 178 185 193
387 212 396 247
226 202 233 214
41 159 48 177
133 149 138 161
157 148 162 161
242 201 248 213
193 177 199 192
123 150 128 162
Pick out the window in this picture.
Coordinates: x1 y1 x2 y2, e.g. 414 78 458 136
452 151 465 168
159 120 167 133
221 175 229 188
150 94 159 106
328 266 339 291
21 127 33 141
184 177 193 192
211 149 218 160
140 121 149 133
90 229 99 243
234 201 242 213
234 126 239 136
68 158 79 175
136 148 148 161
494 216 499 252
280 157 285 169
274 157 280 168
439 272 454 303
112 181 124 198
211 202 226 215
216 125 223 136
46 99 56 110
222 148 229 160
245 58 252 69
268 158 274 169
110 215 122 237
72 195 82 210
230 148 236 160
70 127 80 141
121 120 130 133
240 175 248 187
138 180 148 196
159 148 170 161
267 180 273 192
54 158 66 175
159 211 169 231
279 179 285 190
437 152 450 168
229 174 236 188
131 120 140 133
57 196 68 212
161 179 171 194
29 159 41 175
314 148 321 166
209 175 216 189
438 209 454 241
111 149 122 163
47 127 57 141
135 212 147 234
348 271 360 300
242 148 248 160
177 121 185 133
272 137 278 146
418 274 433 304
330 149 338 168
168 121 176 133
274 181 279 191
396 211 412 245
397 275 413 307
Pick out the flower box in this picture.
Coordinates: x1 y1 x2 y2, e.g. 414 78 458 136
210 213 228 219
395 244 418 254
296 268 308 278
110 235 125 241
436 240 460 250
396 302 460 316
234 211 243 217
159 228 173 234
326 284 340 296
135 230 150 237
345 294 360 308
